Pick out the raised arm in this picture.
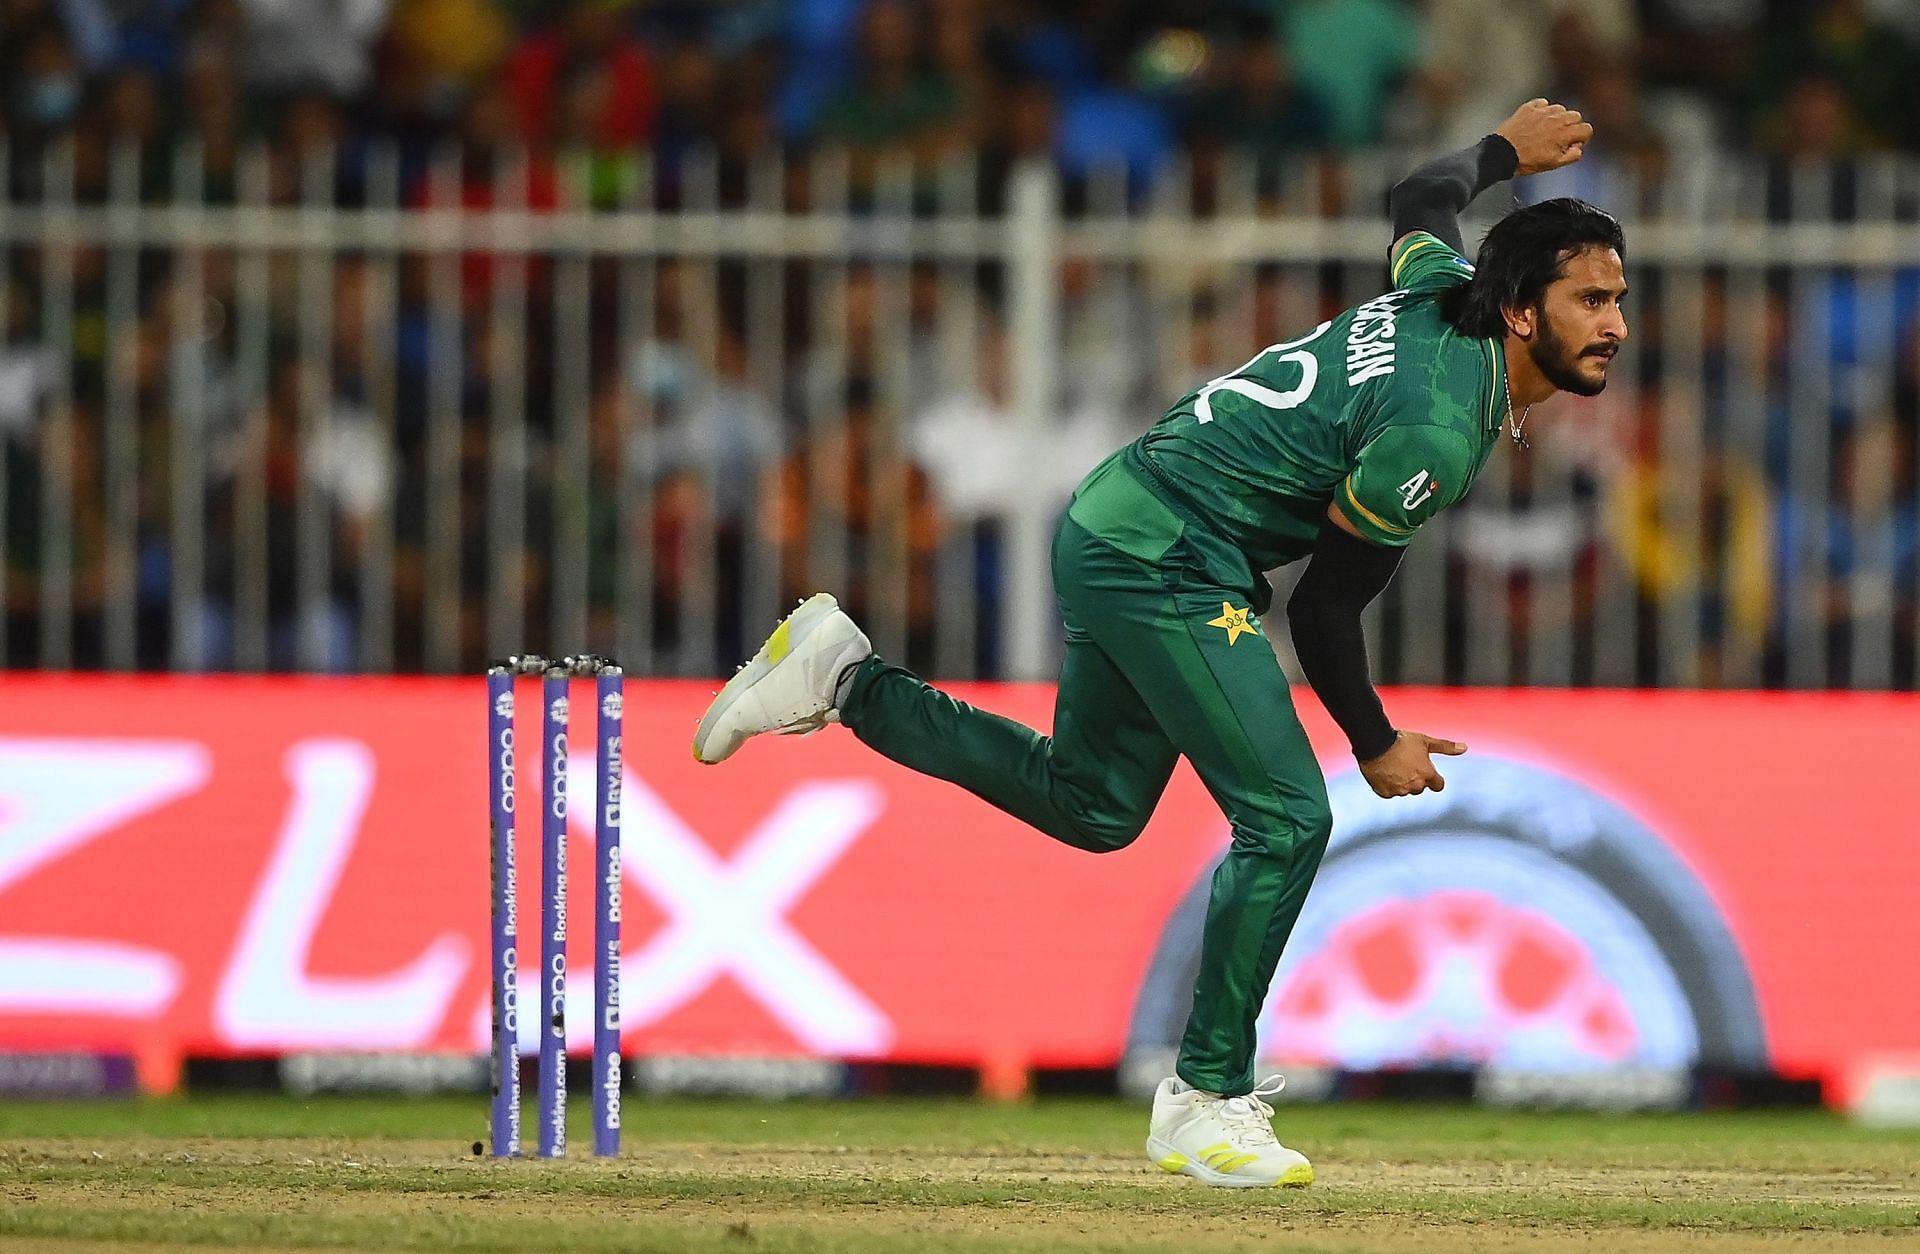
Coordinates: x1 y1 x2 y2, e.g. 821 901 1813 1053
1388 99 1593 257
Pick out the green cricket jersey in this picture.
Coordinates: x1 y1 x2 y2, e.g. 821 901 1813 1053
1133 231 1506 569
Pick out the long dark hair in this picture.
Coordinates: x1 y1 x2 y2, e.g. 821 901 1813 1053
1439 198 1626 339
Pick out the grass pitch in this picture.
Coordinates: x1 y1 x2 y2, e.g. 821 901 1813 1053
1 1094 1917 1251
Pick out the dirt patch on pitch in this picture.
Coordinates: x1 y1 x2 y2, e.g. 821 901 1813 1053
9 1182 1918 1254
13 1137 1919 1200
616 1141 1920 1204
6 1139 1918 1253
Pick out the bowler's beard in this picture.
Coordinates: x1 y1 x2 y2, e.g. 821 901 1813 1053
1529 312 1610 397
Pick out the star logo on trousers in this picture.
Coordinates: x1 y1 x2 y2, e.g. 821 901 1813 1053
1208 602 1257 646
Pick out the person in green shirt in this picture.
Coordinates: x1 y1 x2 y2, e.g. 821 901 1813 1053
1270 0 1421 148
692 99 1623 1188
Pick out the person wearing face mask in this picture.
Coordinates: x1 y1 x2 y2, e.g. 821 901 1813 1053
11 27 85 137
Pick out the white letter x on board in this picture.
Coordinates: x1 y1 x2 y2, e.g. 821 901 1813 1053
610 768 893 1055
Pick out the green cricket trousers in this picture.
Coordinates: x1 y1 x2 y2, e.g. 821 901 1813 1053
838 446 1333 1098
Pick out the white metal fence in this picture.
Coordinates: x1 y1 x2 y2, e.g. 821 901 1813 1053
2 141 1916 687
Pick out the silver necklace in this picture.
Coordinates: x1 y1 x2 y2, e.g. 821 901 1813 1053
1502 371 1531 448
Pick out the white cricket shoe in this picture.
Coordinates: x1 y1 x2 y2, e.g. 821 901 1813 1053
1145 1075 1314 1188
692 593 872 765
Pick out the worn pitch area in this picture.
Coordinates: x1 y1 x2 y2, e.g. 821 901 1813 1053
2 1095 1917 1251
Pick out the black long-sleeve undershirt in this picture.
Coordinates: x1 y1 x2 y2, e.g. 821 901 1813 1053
1387 133 1519 255
1287 520 1405 761
1286 137 1517 760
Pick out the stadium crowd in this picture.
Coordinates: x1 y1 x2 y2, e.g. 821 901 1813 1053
3 0 1920 172
1 0 1917 685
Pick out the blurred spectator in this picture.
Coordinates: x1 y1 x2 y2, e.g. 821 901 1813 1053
798 264 949 431
907 316 1017 674
8 23 87 150
385 0 512 108
175 18 237 126
911 315 1117 521
1052 73 1172 192
1 0 64 70
3 383 110 663
583 369 628 653
555 53 642 206
173 36 243 201
629 324 780 665
271 90 368 205
0 276 57 440
1761 75 1867 222
1040 5 1176 193
627 321 781 525
1637 0 1763 108
1867 0 1920 43
767 376 941 669
1773 415 1918 685
653 36 723 167
1752 0 1920 151
1443 439 1612 683
99 64 167 160
975 67 1055 211
1520 58 1668 214
406 88 560 306
1183 18 1329 156
1764 74 1867 162
710 39 785 205
1422 0 1633 148
237 0 392 98
201 355 386 670
154 257 245 454
812 0 966 159
46 0 194 74
1265 0 1419 148
504 0 658 152
0 0 1916 168
1056 255 1160 416
775 0 867 139
910 319 1022 526
1609 440 1773 687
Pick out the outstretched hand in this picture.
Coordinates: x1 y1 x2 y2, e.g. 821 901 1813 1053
1358 731 1468 799
1495 99 1593 176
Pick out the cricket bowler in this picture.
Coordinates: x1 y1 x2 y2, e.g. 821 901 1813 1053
692 99 1626 1188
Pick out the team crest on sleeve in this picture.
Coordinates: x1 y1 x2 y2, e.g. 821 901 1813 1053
1400 471 1437 510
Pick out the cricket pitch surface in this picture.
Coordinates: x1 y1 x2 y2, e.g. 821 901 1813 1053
3 1095 1917 1251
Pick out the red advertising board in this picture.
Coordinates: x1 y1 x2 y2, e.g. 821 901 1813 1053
0 674 1914 1094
